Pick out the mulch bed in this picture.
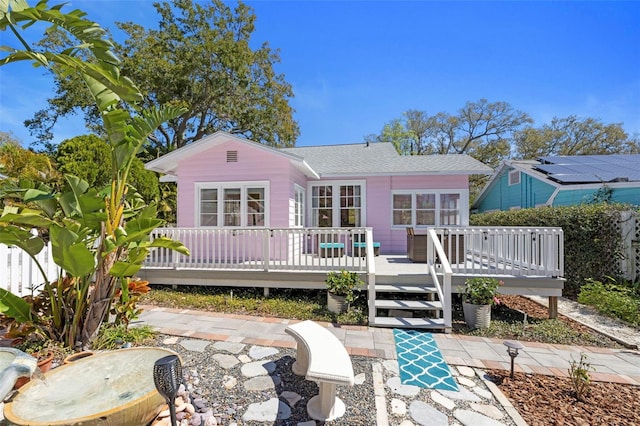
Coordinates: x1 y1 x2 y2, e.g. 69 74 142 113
488 369 640 426
486 295 640 425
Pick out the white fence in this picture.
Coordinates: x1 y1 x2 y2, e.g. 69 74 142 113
0 243 59 297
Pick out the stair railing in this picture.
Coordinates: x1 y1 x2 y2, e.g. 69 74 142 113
427 228 452 332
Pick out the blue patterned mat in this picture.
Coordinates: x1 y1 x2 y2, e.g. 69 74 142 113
393 329 459 391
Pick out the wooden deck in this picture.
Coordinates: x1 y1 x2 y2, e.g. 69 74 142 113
140 226 565 328
140 254 564 296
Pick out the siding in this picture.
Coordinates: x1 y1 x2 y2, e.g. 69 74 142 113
476 169 555 212
177 139 293 227
553 187 640 206
174 137 473 255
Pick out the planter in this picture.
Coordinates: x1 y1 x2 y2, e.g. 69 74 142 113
327 292 348 314
462 302 491 329
14 352 54 389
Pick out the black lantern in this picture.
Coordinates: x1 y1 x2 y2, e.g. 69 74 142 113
153 355 183 426
503 340 524 379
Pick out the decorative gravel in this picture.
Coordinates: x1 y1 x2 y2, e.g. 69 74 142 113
155 335 377 425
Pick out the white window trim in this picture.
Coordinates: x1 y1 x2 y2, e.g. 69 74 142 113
307 180 367 227
293 184 305 228
508 170 521 186
195 181 270 227
391 189 469 228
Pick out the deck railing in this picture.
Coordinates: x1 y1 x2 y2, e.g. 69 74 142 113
146 227 374 272
146 226 564 278
427 228 452 331
431 227 564 277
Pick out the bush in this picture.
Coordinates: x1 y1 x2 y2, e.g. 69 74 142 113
578 278 640 326
471 203 632 297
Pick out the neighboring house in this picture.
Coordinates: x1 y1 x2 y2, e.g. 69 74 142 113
145 131 491 254
473 154 640 212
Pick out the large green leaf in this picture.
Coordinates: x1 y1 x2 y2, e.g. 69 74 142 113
109 260 142 278
50 224 95 277
0 212 52 228
0 227 44 256
148 236 190 255
0 288 32 323
118 217 164 245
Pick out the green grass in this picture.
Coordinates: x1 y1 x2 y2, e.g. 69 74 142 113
92 324 157 350
141 285 368 325
577 278 640 327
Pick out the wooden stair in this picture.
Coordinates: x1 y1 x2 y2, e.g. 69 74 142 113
370 282 447 330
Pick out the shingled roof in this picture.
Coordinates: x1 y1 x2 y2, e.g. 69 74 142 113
282 143 491 176
145 132 492 178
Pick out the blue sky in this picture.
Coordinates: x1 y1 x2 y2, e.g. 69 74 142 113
1 1 639 148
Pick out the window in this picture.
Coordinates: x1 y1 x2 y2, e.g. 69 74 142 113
294 185 305 227
392 191 464 227
339 185 361 227
439 193 460 225
197 182 268 227
310 181 366 227
312 185 333 227
509 170 520 186
392 194 412 225
200 189 218 226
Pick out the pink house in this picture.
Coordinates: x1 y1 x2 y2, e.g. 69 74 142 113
144 132 565 330
146 131 491 254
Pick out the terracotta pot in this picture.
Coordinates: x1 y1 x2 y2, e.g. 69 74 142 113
462 302 491 329
63 351 95 364
14 352 54 389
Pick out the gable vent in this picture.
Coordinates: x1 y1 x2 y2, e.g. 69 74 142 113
226 150 238 163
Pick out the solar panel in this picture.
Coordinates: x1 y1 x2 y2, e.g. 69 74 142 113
535 154 640 184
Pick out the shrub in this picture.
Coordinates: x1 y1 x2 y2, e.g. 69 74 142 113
325 270 364 304
578 278 640 326
471 203 632 297
462 277 502 305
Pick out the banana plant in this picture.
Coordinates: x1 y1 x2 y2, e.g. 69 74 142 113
0 0 189 348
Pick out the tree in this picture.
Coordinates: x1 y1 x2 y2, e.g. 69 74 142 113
0 131 60 183
0 0 188 348
56 135 159 203
25 0 299 155
513 116 640 159
370 99 532 168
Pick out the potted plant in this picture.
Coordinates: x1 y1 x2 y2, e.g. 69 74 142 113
325 270 363 314
461 277 502 329
11 336 57 389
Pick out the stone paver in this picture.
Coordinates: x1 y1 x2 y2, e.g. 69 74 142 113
178 338 210 352
243 375 280 391
248 345 279 359
409 400 448 426
212 353 239 369
387 376 421 396
242 398 291 422
212 341 245 354
240 360 276 377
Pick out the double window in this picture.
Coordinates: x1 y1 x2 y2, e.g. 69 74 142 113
197 182 268 227
310 181 364 227
392 191 464 227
